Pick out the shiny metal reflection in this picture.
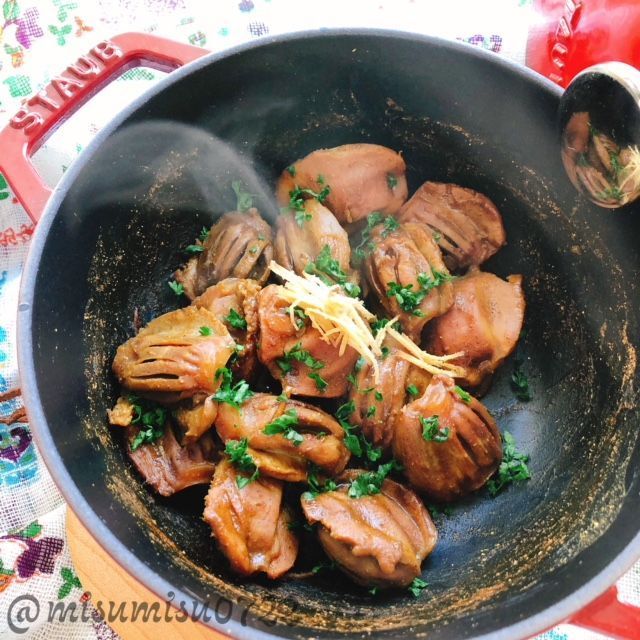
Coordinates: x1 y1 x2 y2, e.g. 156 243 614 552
559 62 640 208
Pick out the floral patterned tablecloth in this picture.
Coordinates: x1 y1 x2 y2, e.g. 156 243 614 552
0 1 637 639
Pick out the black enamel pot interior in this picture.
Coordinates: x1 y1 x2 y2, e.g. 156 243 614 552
17 30 640 640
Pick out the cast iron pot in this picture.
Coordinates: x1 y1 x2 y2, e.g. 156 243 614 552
2 29 640 640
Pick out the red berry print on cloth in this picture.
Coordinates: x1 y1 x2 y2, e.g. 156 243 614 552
0 223 34 245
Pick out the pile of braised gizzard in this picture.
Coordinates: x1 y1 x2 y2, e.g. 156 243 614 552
108 143 529 593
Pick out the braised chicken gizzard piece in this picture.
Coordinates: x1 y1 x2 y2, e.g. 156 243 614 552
112 306 235 403
215 393 350 482
276 143 408 224
398 181 506 272
193 277 262 381
426 269 525 387
257 284 359 397
302 471 437 588
274 198 359 292
107 396 218 494
126 424 217 497
172 395 218 442
362 222 454 340
204 459 298 578
176 209 273 299
393 375 502 502
349 345 432 452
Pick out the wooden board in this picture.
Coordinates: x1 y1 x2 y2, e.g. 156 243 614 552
66 508 229 640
